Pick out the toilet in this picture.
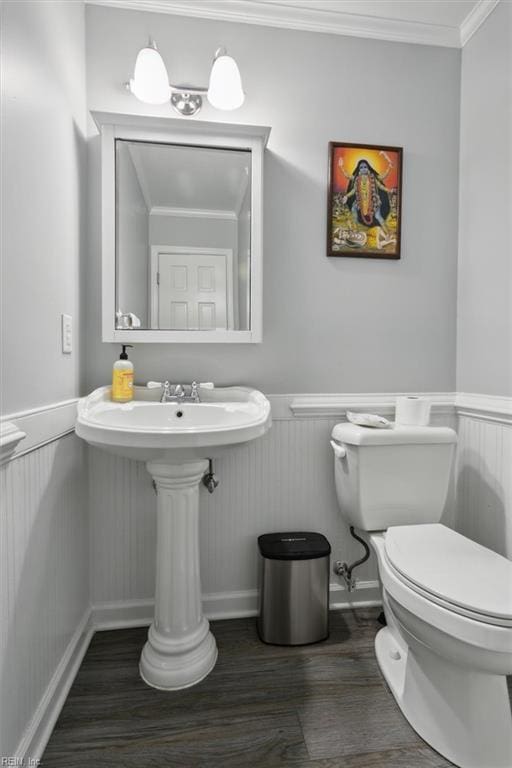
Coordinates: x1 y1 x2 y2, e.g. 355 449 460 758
331 422 512 768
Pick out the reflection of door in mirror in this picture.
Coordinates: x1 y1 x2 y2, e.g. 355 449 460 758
150 247 234 330
115 140 251 331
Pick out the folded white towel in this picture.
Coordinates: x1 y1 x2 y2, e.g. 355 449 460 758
346 411 391 429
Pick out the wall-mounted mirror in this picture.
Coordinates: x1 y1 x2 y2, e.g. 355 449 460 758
93 112 270 343
116 141 251 332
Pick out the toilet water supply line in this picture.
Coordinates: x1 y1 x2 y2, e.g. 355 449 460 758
329 439 371 591
333 526 371 592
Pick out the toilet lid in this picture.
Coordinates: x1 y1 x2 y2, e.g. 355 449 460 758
385 524 512 624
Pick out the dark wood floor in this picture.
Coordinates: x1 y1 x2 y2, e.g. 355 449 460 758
42 607 458 767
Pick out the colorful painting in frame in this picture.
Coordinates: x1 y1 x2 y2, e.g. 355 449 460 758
327 142 403 259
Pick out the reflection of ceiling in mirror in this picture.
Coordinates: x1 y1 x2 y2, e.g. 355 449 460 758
125 142 250 217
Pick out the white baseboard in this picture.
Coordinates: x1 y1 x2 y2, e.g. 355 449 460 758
91 598 154 629
204 589 260 619
329 580 382 609
15 609 94 763
92 581 382 630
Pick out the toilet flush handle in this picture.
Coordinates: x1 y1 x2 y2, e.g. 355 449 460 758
330 440 347 459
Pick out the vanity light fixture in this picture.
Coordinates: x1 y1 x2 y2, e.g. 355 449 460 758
207 48 245 110
128 42 244 116
129 41 171 105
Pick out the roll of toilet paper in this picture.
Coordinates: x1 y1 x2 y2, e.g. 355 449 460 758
395 396 431 426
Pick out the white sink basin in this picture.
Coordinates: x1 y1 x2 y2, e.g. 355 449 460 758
76 385 271 461
75 383 271 692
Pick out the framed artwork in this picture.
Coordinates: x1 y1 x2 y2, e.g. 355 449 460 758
327 142 403 259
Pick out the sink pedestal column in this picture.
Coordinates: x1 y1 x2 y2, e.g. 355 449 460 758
140 460 217 690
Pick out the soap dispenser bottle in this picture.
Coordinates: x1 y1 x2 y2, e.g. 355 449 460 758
112 345 134 402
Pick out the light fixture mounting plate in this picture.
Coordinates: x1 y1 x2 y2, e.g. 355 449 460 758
170 92 202 116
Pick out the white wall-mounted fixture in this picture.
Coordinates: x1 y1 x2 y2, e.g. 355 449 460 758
92 110 270 344
128 41 244 116
207 48 244 111
76 384 271 690
129 41 171 105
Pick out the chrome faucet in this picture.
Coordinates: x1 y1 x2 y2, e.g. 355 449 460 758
190 382 200 402
147 381 201 403
161 381 173 402
172 383 185 401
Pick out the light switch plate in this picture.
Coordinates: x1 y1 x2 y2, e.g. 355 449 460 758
61 314 72 354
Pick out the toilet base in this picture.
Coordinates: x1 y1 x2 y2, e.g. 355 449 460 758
375 626 512 768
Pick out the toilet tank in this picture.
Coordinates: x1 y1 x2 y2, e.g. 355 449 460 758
331 423 457 532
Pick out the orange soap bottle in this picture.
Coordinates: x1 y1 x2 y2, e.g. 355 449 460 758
111 345 134 402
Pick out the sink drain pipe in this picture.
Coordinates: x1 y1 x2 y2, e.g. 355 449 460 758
202 459 219 494
151 459 219 496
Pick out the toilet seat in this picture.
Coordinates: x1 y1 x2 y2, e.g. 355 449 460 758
384 524 512 628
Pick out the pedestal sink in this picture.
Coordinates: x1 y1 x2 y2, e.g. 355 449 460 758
76 385 271 689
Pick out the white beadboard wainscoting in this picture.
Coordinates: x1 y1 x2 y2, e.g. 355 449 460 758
89 393 458 625
0 432 90 762
1 390 510 764
455 407 512 559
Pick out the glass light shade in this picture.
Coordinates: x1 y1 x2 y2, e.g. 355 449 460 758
129 46 171 105
207 54 244 111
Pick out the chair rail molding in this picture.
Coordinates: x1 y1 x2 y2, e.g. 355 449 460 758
286 392 455 419
0 398 78 462
455 392 512 424
2 392 508 461
0 421 27 465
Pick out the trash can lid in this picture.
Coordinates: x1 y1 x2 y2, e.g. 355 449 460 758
258 532 331 560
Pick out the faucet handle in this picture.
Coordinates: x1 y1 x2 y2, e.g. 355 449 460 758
190 381 200 401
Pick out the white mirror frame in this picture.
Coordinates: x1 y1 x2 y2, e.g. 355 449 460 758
92 111 270 343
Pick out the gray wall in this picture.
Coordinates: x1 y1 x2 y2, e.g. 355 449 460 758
85 6 460 394
1 0 87 414
149 213 237 252
0 1 90 757
456 1 512 397
117 143 149 326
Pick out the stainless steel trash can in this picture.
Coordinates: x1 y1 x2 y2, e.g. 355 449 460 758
257 532 331 645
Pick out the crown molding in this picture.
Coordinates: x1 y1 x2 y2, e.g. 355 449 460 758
460 0 500 46
86 0 467 48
